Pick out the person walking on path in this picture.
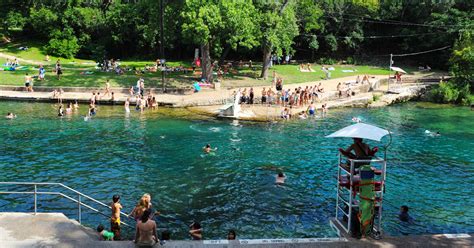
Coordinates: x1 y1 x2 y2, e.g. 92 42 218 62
56 60 63 80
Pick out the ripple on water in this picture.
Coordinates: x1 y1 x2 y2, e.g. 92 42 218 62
0 102 473 238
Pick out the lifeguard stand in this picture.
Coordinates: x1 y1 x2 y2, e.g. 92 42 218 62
330 153 387 238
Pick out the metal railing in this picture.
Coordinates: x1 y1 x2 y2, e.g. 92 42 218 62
0 182 133 228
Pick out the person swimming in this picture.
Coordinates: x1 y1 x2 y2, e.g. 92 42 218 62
425 130 440 136
88 104 96 116
202 144 217 153
5 112 16 119
275 171 286 185
58 105 64 117
298 111 307 119
66 102 73 114
124 98 130 113
73 100 79 109
351 117 361 123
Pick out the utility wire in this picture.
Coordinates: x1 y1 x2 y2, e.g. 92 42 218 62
333 12 471 28
391 45 451 57
300 31 452 39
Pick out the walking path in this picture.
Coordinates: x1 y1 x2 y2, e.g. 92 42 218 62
0 75 386 106
0 212 471 248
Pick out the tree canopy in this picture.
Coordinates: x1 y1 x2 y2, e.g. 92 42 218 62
0 0 472 76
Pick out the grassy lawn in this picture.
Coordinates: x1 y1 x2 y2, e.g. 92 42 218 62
1 40 399 88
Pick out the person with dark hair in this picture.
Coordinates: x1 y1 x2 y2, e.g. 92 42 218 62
111 195 122 240
134 209 159 247
97 224 114 241
399 205 411 222
275 171 286 185
189 222 202 240
227 230 236 240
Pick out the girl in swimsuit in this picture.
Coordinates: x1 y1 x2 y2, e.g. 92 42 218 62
66 102 73 114
124 98 130 113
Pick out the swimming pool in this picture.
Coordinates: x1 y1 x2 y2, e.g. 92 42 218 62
0 101 472 239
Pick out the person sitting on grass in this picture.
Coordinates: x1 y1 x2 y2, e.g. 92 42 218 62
97 224 114 241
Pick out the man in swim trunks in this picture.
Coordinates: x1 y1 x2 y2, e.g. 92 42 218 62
307 102 316 116
110 195 122 240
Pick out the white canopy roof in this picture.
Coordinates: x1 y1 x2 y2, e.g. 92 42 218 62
390 66 407 74
326 123 389 142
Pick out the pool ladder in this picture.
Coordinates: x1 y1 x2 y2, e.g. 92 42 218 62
0 182 134 228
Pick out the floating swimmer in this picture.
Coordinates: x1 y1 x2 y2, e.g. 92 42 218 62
275 171 286 185
352 117 361 123
203 144 217 154
425 130 440 136
5 112 16 119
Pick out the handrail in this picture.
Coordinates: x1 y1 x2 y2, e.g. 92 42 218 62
0 182 134 228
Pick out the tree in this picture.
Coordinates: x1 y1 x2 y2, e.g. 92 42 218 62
28 7 59 38
3 11 26 34
45 28 80 58
182 0 222 81
217 0 259 65
450 31 474 92
256 0 299 79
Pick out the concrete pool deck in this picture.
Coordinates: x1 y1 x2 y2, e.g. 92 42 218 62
0 212 471 248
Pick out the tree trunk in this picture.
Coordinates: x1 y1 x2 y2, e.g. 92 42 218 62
218 45 231 66
201 43 213 82
260 44 272 79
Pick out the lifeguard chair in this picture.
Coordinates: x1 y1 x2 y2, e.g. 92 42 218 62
326 123 391 239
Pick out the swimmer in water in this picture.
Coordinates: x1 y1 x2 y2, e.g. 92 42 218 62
202 144 217 153
66 102 73 114
425 130 440 137
352 117 361 123
124 98 130 113
5 112 16 119
88 104 96 117
275 171 286 185
58 105 64 117
73 100 79 109
298 111 307 120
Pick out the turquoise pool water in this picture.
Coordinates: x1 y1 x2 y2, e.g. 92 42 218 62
0 101 473 239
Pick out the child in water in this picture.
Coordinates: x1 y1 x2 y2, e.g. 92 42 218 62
202 144 217 153
5 112 16 119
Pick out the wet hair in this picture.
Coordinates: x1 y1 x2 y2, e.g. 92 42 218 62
227 229 236 240
97 224 104 232
112 194 120 203
278 172 284 177
141 208 152 223
401 205 409 213
7 112 11 115
206 144 211 148
191 222 201 229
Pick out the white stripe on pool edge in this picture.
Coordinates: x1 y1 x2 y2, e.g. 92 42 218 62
443 233 471 239
203 237 347 245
